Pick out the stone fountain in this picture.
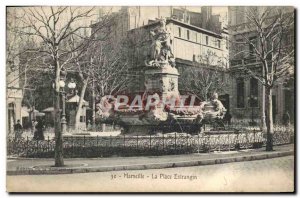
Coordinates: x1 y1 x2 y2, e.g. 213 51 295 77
96 18 226 135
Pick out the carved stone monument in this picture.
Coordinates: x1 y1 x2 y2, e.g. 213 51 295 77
96 18 226 135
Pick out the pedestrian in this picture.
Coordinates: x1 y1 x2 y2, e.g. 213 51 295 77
14 120 23 140
31 120 37 135
33 118 45 140
87 120 92 131
282 111 290 127
224 111 232 126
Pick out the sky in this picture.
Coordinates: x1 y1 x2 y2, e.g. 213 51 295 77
101 6 228 25
107 6 228 17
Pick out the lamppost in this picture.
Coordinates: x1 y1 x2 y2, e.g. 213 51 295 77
67 79 77 127
59 70 67 133
52 69 67 167
67 78 77 94
60 78 77 133
53 74 76 167
248 95 258 126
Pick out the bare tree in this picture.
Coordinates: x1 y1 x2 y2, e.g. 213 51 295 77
67 15 129 130
229 7 294 151
180 50 229 101
10 6 104 166
92 40 130 131
93 43 129 99
7 8 45 124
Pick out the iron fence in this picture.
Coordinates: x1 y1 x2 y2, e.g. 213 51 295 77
7 128 294 158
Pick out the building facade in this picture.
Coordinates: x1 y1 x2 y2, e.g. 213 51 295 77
7 58 23 134
228 6 295 123
126 18 229 93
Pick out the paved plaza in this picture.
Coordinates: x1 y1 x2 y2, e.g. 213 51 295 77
7 144 293 175
7 155 294 192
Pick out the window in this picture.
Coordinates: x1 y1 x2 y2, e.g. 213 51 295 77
206 36 209 45
236 39 243 58
250 78 258 97
236 78 245 108
217 40 221 48
8 103 15 109
193 33 196 42
80 116 86 122
197 33 201 43
178 27 181 37
193 54 196 62
187 30 190 40
249 37 256 58
249 78 258 107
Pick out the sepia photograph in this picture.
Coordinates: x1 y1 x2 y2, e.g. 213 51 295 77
6 5 295 193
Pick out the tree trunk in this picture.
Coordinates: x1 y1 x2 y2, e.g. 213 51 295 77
54 79 64 167
265 87 274 151
32 105 36 121
204 89 208 101
74 79 88 130
260 77 267 132
92 78 96 130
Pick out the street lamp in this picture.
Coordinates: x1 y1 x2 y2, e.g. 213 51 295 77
68 79 76 90
60 70 67 133
53 69 67 167
53 76 77 136
60 78 77 133
248 95 258 126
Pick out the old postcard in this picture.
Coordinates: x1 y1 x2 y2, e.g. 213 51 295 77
6 6 295 192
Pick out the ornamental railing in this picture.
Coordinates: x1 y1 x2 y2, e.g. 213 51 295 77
7 129 294 158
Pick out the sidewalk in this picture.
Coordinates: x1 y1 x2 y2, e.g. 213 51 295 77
7 144 294 175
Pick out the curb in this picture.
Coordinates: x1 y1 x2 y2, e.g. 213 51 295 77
7 150 294 175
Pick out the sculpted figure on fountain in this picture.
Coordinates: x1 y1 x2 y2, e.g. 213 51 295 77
146 18 175 68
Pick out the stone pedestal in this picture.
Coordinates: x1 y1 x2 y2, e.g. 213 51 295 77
144 63 180 99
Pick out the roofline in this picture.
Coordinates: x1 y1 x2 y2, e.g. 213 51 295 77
128 18 224 39
127 20 160 32
167 18 223 38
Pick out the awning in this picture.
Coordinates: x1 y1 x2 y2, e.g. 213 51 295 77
67 95 89 106
42 107 62 112
42 107 54 112
36 112 45 117
21 107 45 117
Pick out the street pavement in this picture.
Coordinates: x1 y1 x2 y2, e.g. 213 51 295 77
7 144 294 175
7 156 294 192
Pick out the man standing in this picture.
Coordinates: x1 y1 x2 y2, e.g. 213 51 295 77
33 118 45 140
14 120 23 140
224 111 232 126
282 111 291 127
